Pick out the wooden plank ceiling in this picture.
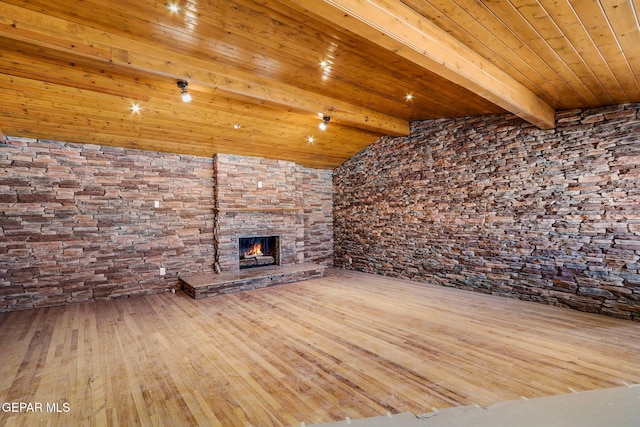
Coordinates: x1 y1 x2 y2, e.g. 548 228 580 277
0 0 638 169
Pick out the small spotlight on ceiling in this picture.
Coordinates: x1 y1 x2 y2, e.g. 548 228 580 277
177 80 192 102
130 103 141 114
233 124 241 129
166 2 180 12
319 116 330 131
405 93 414 101
307 136 315 144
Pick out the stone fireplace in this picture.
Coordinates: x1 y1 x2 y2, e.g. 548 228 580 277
180 153 333 299
238 235 280 269
212 153 334 274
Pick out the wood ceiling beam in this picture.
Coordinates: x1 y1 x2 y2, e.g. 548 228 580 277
291 0 556 129
0 2 408 136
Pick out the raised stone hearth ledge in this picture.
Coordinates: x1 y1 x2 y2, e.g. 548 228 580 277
179 263 325 299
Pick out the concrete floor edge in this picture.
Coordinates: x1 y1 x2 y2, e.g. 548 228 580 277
302 384 640 427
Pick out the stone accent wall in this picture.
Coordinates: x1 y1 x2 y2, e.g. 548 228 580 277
1 138 215 311
334 103 640 320
302 168 334 265
213 154 333 272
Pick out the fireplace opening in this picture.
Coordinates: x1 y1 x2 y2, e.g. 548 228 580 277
238 236 279 269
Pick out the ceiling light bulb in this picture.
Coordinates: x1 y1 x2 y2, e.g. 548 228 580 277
233 124 241 129
405 93 414 101
177 80 191 102
130 103 141 113
319 116 330 131
307 136 315 144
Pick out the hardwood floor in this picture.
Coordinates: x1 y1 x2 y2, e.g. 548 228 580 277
1 268 640 426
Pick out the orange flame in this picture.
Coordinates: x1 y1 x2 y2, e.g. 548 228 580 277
244 242 263 257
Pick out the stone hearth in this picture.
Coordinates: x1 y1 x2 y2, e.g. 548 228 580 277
180 263 325 299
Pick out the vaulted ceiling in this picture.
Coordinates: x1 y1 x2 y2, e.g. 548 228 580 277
0 0 638 168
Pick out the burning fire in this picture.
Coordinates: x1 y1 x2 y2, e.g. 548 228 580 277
244 242 263 257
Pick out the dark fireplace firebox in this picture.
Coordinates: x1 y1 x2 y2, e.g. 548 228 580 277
238 236 279 269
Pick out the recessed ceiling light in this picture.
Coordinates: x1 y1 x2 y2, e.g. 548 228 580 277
405 93 414 101
166 3 180 12
307 136 315 144
233 124 241 129
130 103 141 113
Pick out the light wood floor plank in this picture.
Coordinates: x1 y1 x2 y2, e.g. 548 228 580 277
1 268 640 426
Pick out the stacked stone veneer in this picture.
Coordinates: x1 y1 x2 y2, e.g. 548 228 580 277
1 138 216 311
334 103 640 320
213 154 333 272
